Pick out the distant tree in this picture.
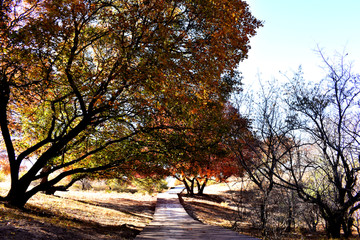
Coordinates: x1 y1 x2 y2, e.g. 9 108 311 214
149 99 244 196
0 0 261 208
182 102 254 196
173 143 242 196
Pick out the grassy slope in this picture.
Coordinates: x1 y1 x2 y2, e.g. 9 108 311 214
0 182 157 240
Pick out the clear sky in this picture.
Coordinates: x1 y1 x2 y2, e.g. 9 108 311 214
238 0 360 86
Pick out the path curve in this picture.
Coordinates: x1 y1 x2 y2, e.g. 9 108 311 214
135 187 260 240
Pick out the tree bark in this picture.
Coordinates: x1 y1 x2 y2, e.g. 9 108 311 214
182 177 195 196
343 216 354 238
40 166 55 195
181 177 192 195
285 204 293 232
188 177 195 196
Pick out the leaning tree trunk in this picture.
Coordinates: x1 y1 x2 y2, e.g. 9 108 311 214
179 177 194 196
4 178 34 208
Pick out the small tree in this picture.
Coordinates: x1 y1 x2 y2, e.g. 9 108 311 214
173 146 242 196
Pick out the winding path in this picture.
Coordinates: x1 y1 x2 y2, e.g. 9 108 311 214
135 187 260 240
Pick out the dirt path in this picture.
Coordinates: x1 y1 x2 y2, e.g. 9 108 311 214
135 187 260 240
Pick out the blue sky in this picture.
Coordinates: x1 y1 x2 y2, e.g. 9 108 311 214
238 0 360 86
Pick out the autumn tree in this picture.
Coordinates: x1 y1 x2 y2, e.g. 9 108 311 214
172 143 241 196
0 0 261 207
144 92 241 196
128 68 246 195
182 104 250 196
163 98 251 196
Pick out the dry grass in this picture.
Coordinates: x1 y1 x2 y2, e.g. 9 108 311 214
179 181 358 240
180 193 235 228
3 178 360 240
29 191 156 227
0 181 157 240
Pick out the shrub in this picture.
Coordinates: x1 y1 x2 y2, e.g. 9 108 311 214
133 177 168 194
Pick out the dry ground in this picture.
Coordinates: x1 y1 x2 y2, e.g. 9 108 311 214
0 183 157 240
179 182 266 239
2 179 360 240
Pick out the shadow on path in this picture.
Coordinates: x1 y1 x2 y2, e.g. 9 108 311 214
135 187 260 240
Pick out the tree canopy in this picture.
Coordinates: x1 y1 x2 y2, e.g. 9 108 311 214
0 0 261 207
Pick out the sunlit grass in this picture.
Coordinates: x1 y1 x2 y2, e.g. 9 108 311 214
27 190 156 227
0 177 157 238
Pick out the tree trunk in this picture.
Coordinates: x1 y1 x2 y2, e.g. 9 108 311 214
197 178 208 195
285 204 293 232
40 166 54 195
325 216 342 239
196 178 201 194
321 210 354 238
182 177 194 196
260 201 267 230
187 177 195 196
4 180 33 208
343 216 354 238
285 191 295 232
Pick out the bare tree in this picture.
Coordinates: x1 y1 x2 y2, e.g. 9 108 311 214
279 51 360 238
232 50 360 238
230 80 298 234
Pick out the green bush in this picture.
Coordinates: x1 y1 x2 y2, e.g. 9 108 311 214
133 177 168 194
105 178 129 192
